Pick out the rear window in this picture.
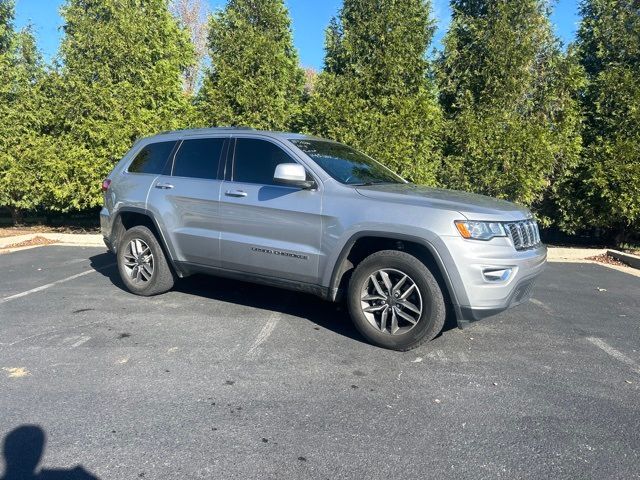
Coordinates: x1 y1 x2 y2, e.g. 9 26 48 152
128 141 177 175
172 138 225 180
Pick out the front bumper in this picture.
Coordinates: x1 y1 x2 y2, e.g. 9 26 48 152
437 235 547 327
454 274 539 327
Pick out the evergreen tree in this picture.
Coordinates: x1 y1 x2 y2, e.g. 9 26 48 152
0 0 13 54
0 2 55 224
569 0 640 240
198 0 304 130
52 0 195 211
437 0 583 221
304 0 443 184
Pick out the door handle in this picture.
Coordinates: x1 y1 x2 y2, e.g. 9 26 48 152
225 190 247 198
155 182 175 190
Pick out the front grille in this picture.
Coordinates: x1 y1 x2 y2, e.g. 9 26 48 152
505 220 541 251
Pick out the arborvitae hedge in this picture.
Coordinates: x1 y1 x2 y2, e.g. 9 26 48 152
0 0 638 241
51 0 195 211
197 0 304 130
562 0 640 240
302 0 443 185
436 0 583 227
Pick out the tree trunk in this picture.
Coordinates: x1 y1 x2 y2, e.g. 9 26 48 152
614 225 628 247
9 206 23 226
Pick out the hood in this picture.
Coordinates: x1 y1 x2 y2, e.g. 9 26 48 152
355 183 531 221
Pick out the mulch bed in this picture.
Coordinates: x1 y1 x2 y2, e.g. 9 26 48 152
587 253 628 267
2 236 58 249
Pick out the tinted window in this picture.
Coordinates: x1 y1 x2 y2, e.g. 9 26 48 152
173 138 225 180
290 139 404 185
233 139 295 185
128 141 177 175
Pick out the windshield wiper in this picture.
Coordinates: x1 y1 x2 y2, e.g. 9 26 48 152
351 181 397 186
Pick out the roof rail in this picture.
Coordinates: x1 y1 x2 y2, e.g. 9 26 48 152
155 126 256 136
212 125 255 130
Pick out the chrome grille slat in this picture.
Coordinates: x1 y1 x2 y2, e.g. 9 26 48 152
527 222 535 247
506 220 541 251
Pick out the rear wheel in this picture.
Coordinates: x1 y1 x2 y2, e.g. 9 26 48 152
347 250 446 351
117 225 175 296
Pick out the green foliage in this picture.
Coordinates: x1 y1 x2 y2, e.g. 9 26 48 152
197 0 304 130
565 0 640 236
303 0 443 184
0 0 636 240
0 3 55 222
437 0 583 225
0 0 13 54
50 0 195 211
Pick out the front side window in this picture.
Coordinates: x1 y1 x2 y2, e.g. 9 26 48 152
232 138 295 186
172 138 225 180
128 141 177 175
290 139 404 186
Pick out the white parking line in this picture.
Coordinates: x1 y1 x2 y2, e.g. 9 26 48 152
530 298 553 315
247 312 280 358
70 336 91 348
586 337 640 375
0 264 115 305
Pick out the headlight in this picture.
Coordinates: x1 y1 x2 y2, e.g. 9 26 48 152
455 221 506 240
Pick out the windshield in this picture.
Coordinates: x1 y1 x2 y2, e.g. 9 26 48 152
290 139 405 185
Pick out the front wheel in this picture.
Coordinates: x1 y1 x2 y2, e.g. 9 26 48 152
347 250 446 351
117 225 175 296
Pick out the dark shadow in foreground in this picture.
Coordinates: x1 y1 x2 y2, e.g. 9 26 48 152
1 425 99 480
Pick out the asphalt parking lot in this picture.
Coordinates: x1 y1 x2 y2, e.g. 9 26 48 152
1 246 639 479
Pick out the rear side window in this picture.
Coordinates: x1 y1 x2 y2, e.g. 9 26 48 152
128 141 177 175
232 138 295 185
172 138 225 180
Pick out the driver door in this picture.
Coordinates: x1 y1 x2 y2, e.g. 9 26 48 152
218 137 323 284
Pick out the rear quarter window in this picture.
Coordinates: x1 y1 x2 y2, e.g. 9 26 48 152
128 141 177 175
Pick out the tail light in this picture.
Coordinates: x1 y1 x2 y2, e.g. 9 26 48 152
101 179 112 192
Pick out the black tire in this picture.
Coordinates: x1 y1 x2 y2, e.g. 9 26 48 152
347 250 446 351
117 225 175 296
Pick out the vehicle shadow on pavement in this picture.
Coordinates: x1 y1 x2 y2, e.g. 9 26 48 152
89 253 369 345
1 425 99 480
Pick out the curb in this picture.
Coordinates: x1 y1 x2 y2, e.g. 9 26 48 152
608 249 640 270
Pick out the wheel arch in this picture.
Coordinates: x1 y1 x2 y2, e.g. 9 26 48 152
328 232 460 309
110 207 184 276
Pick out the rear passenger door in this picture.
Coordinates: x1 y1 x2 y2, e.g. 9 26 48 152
146 136 228 267
218 137 323 284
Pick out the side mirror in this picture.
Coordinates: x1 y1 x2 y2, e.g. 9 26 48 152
273 163 316 189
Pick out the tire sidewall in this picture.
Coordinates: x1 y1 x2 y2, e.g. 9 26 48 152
348 251 445 350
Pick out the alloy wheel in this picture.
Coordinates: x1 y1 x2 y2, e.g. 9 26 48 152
360 268 423 335
123 238 154 284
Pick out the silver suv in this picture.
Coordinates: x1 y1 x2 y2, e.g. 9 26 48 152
100 128 547 350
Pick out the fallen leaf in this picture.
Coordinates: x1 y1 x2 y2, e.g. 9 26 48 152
3 367 30 378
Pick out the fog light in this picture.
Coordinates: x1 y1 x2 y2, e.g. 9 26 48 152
482 268 513 282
